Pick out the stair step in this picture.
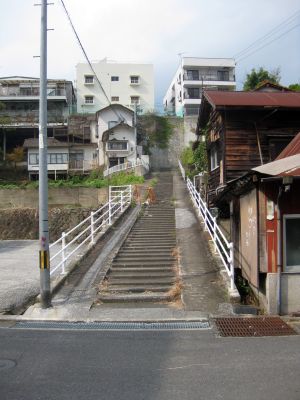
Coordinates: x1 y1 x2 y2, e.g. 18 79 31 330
98 292 174 303
110 266 174 273
112 260 175 267
104 286 172 293
108 272 176 279
108 278 176 285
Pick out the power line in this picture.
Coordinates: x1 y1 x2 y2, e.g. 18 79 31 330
234 9 300 59
236 22 300 63
59 0 124 120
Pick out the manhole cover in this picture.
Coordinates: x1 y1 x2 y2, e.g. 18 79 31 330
215 317 297 337
0 359 16 371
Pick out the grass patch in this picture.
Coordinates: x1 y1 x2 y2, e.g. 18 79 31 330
0 171 145 189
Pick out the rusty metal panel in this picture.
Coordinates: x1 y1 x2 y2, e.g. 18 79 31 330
215 317 297 337
240 189 258 287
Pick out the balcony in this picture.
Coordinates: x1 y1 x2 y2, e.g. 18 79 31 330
0 87 67 100
183 73 235 83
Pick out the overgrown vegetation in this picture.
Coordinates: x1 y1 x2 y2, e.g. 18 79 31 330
0 171 144 189
243 67 281 91
137 113 173 153
180 141 207 177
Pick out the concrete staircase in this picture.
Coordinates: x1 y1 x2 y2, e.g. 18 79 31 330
98 173 179 303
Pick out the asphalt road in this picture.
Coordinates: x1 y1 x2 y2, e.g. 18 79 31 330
0 326 300 400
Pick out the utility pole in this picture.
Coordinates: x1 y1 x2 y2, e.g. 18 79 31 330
39 0 51 308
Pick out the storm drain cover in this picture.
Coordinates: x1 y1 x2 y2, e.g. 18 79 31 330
215 317 297 337
13 321 210 331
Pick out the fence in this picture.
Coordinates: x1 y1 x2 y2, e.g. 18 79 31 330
103 158 149 177
49 185 132 276
178 160 234 290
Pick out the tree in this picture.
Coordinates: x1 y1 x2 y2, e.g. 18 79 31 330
243 67 281 91
6 147 24 169
288 83 300 91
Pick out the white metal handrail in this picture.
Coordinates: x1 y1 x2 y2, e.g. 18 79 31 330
49 185 132 276
178 160 234 290
103 158 149 177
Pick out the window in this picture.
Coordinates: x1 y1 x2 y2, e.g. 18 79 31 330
217 70 229 81
84 75 94 84
283 215 300 271
108 121 118 129
111 96 119 102
130 75 140 84
30 153 68 165
186 88 200 99
48 153 68 164
210 147 219 170
111 76 119 81
107 141 128 150
186 70 199 80
130 96 140 105
84 96 94 104
29 153 39 165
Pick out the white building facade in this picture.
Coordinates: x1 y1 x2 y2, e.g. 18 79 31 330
95 104 136 168
163 57 236 117
76 59 154 114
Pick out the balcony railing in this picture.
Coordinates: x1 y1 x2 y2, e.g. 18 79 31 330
68 160 98 171
0 88 67 97
183 74 235 82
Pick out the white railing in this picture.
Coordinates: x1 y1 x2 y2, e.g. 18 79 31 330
49 185 132 276
103 158 149 177
178 160 234 290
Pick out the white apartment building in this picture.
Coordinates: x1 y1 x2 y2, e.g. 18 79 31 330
163 57 236 117
76 59 154 114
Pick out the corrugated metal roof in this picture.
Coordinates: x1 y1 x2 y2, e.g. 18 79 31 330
276 132 300 159
204 91 300 108
253 154 300 177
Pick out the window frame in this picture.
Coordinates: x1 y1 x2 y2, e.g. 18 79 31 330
130 96 140 105
111 96 119 102
283 214 300 271
84 95 94 104
130 75 140 84
210 147 219 171
84 75 94 84
111 76 119 82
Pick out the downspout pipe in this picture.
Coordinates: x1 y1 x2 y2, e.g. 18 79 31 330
276 186 283 315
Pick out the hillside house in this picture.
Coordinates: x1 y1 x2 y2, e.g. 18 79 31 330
196 91 300 212
223 133 300 314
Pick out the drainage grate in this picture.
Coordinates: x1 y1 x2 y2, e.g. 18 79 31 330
215 317 297 337
13 321 210 331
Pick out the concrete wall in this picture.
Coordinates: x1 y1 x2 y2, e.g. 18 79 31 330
266 272 300 315
0 187 108 208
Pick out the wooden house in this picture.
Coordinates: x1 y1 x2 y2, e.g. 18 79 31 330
196 91 300 212
221 133 300 314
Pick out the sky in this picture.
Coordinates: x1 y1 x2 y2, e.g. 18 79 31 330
1 0 300 111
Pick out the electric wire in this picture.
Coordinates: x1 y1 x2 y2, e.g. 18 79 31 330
236 22 300 63
234 9 300 63
59 0 123 120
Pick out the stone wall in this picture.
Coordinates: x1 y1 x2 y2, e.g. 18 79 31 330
149 116 198 171
0 187 108 209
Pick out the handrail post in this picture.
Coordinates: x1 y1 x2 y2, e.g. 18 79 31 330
213 217 217 253
109 200 112 225
61 231 66 274
204 202 208 231
229 242 235 290
90 211 95 244
120 191 124 212
129 185 132 202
